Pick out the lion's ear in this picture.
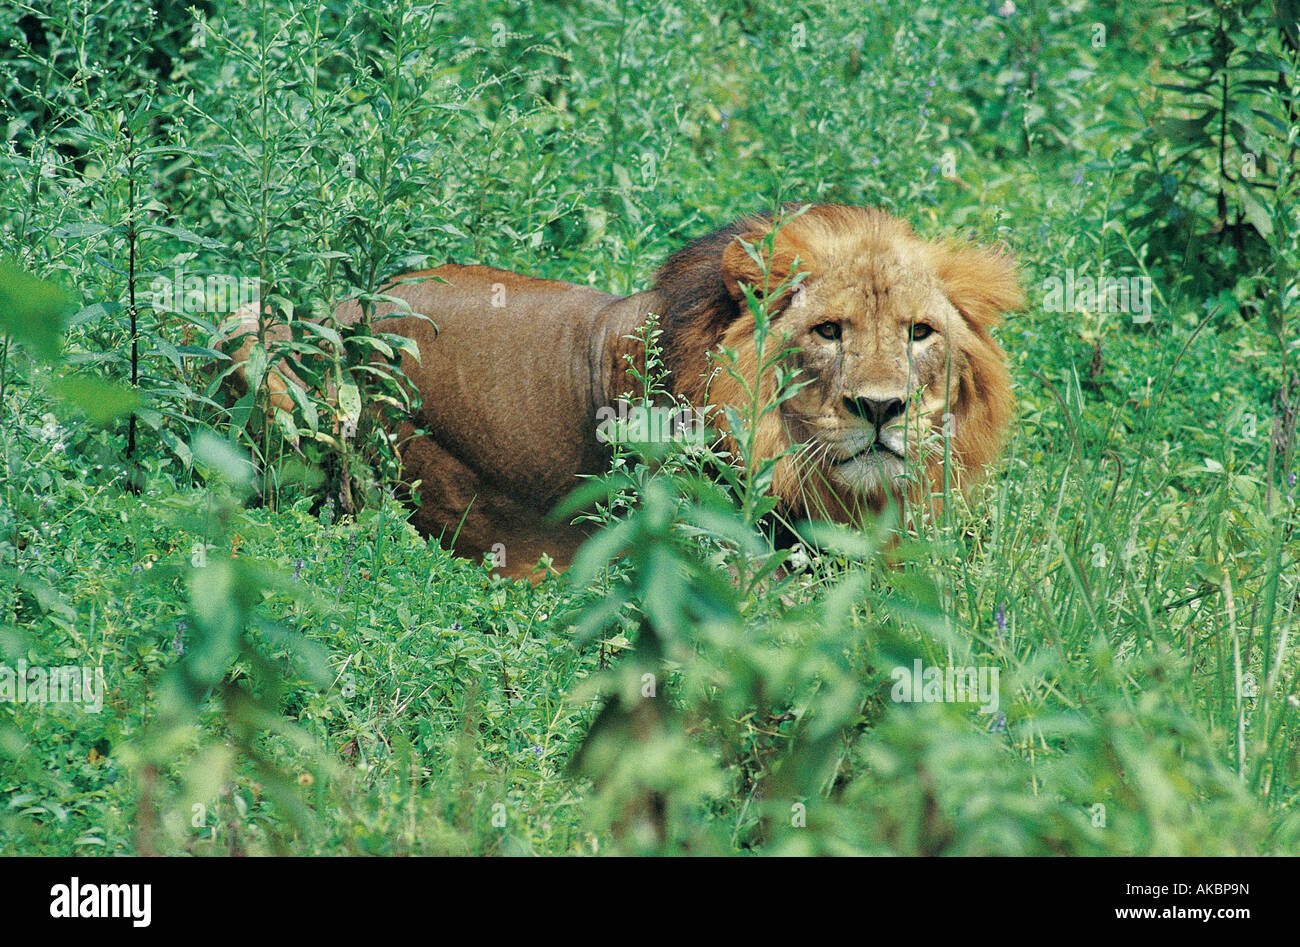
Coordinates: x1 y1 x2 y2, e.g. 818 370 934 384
721 228 813 306
926 240 1024 327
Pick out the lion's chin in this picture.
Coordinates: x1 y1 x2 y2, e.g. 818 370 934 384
828 448 909 494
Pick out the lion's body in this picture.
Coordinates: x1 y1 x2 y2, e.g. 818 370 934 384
335 265 652 573
236 205 1022 579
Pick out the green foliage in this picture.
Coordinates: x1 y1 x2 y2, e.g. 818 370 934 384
0 258 69 362
1 0 1298 855
1114 0 1300 329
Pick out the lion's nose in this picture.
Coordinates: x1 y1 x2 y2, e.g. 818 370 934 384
844 396 904 428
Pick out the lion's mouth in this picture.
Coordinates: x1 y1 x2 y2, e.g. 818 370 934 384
835 441 903 465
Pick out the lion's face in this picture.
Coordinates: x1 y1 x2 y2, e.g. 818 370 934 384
704 206 1021 520
777 256 976 497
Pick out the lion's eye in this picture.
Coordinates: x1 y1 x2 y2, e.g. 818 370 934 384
813 322 842 341
909 323 935 342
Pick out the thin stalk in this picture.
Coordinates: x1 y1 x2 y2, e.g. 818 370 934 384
125 125 140 491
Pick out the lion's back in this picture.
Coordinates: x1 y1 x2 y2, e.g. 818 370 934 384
336 264 622 499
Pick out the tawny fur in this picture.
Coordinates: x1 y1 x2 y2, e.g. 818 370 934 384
229 205 1022 579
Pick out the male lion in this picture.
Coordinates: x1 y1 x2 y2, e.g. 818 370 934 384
238 205 1021 579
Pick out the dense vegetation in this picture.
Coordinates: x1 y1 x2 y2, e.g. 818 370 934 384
1 0 1298 855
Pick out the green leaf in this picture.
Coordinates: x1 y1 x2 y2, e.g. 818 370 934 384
1237 184 1273 239
338 381 362 420
51 223 115 240
51 374 141 422
67 301 124 328
286 379 319 433
1152 114 1212 145
192 430 257 495
160 427 193 467
275 405 300 443
186 559 242 685
245 342 268 396
568 516 639 588
0 258 69 361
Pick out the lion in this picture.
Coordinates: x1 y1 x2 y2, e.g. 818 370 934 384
234 204 1021 579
